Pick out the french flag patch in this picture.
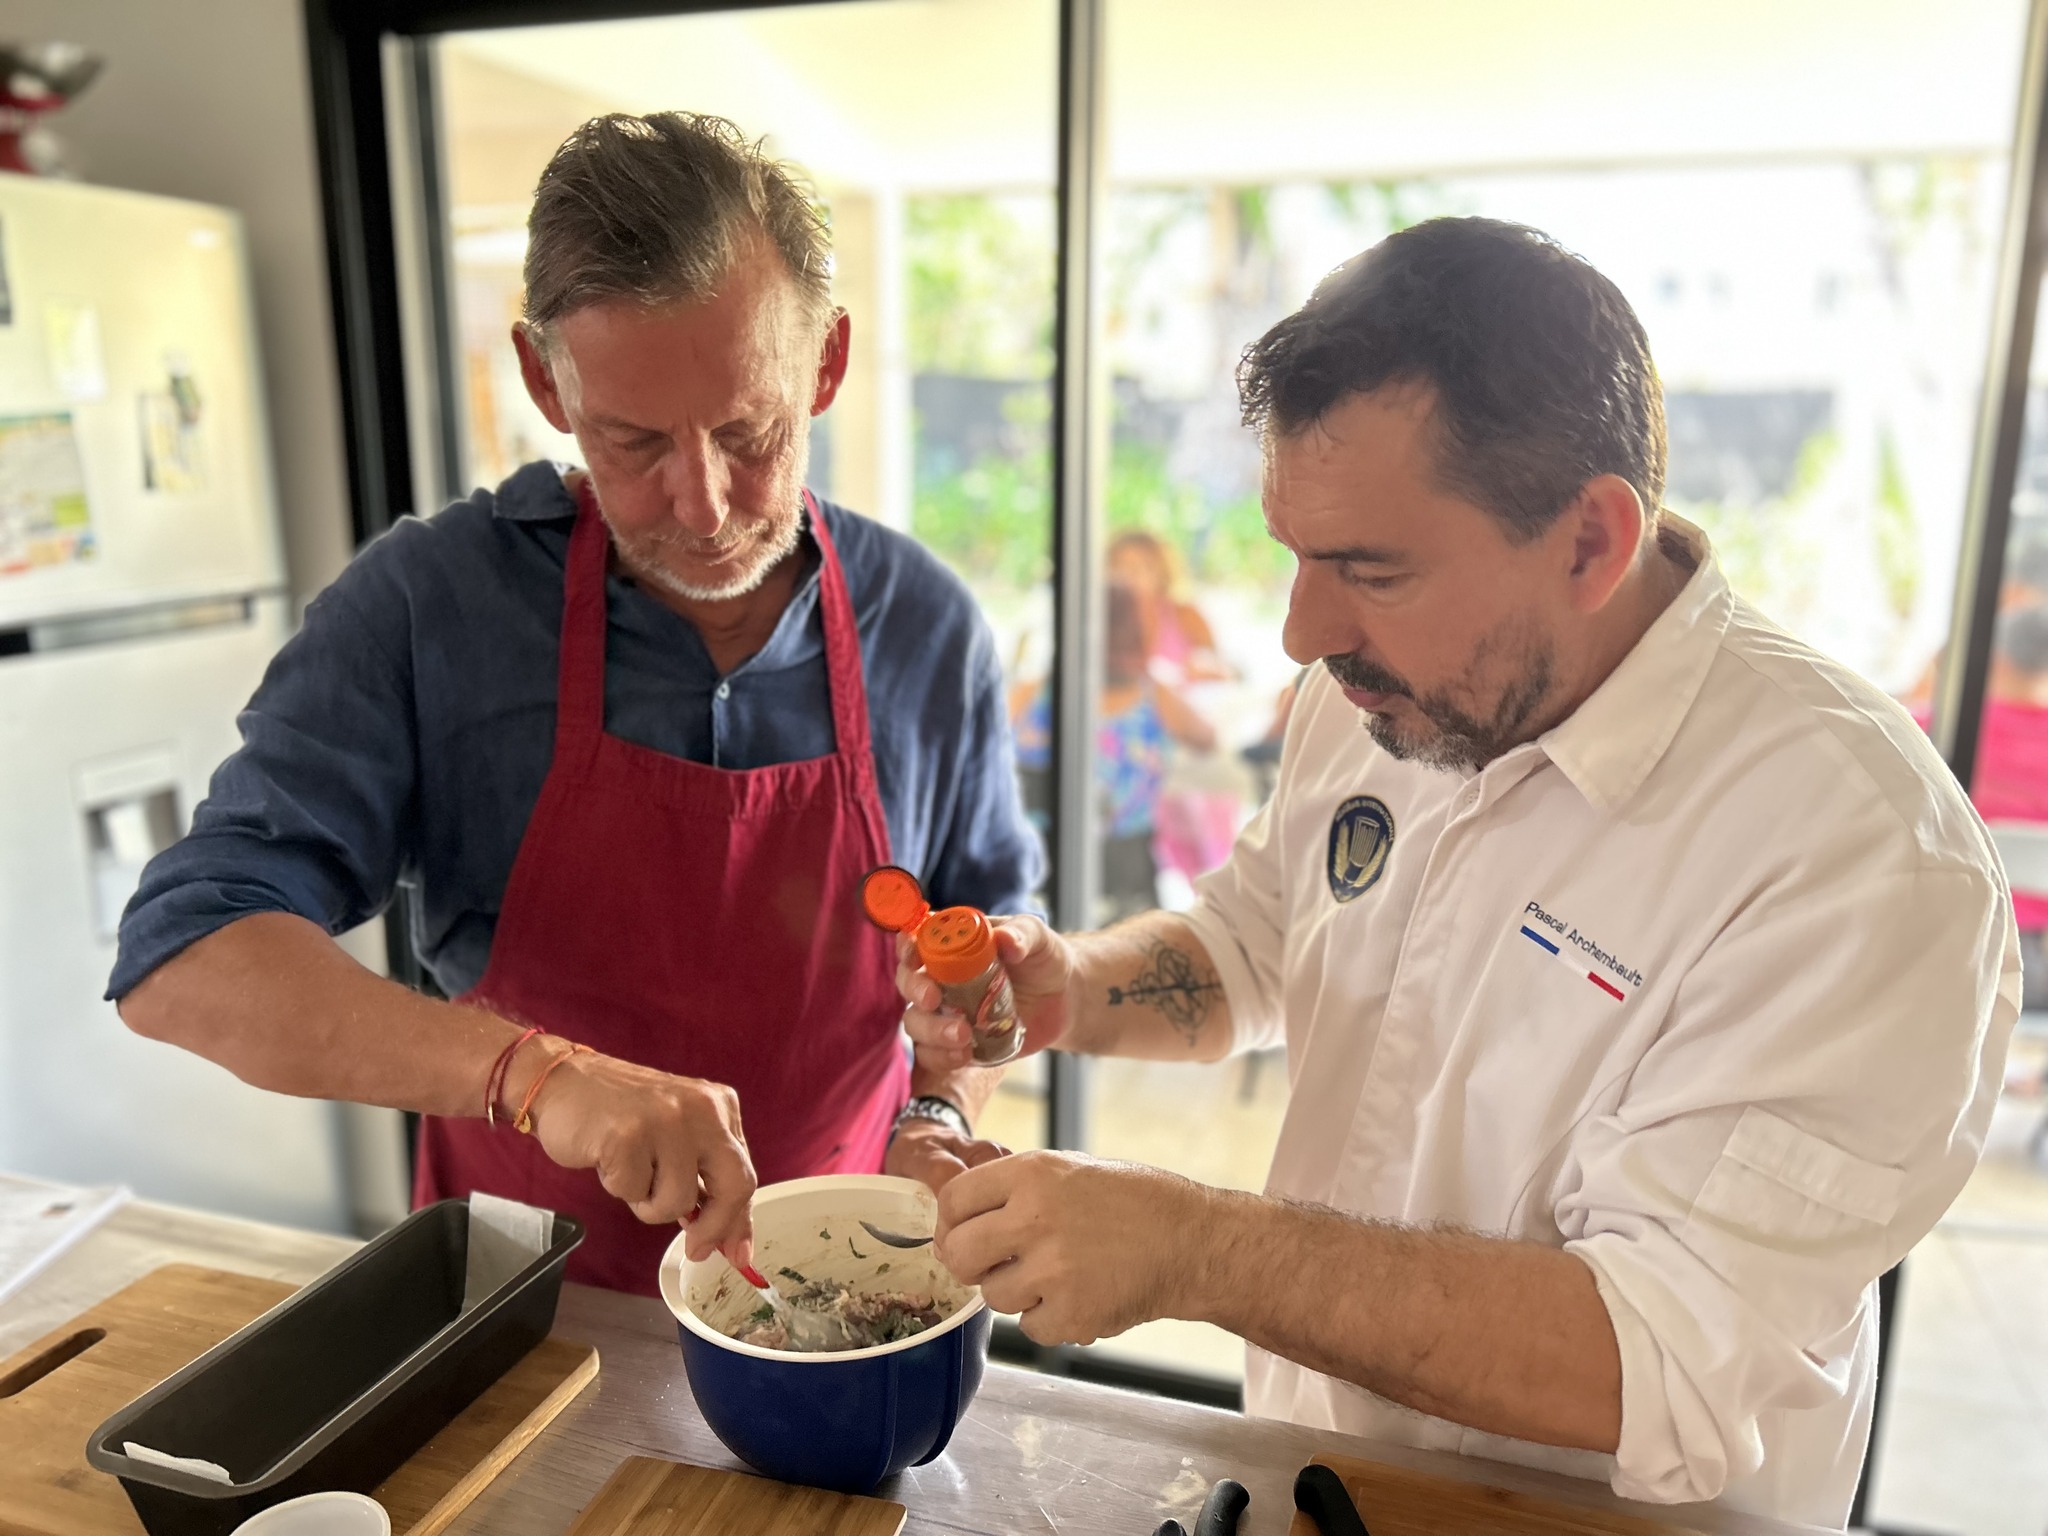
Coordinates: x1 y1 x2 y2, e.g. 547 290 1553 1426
1520 925 1627 1001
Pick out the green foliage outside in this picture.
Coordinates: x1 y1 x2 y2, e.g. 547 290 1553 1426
1678 419 1926 648
905 194 1053 379
905 192 1053 587
910 427 1292 593
912 396 1053 589
1321 177 1469 238
1104 439 1292 587
903 165 1972 656
1678 428 1840 624
1861 157 1992 290
912 442 1291 592
903 172 1946 620
1873 427 1920 623
907 186 1302 592
905 179 1476 594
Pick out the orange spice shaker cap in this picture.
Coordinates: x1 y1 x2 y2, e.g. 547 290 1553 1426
861 865 931 934
917 906 998 985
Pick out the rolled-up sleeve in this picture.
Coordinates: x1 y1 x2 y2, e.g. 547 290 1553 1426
1182 762 1294 1056
108 550 420 998
1178 668 1321 1055
1554 857 2019 1504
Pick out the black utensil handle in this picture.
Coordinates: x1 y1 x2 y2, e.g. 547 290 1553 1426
1152 1522 1189 1536
1294 1463 1371 1536
1193 1477 1250 1536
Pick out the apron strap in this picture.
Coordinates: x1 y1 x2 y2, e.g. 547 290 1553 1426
804 490 875 765
559 480 874 768
557 477 613 755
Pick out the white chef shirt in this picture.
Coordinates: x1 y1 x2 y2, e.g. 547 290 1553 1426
1180 528 2019 1528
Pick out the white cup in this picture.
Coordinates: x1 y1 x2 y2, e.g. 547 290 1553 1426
230 1493 391 1536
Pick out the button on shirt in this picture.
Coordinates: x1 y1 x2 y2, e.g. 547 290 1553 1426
110 462 1043 999
1181 527 2018 1527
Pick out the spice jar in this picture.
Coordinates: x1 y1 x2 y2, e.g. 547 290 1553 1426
860 865 1023 1065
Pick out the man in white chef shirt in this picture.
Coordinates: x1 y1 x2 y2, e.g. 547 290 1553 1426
896 217 2020 1527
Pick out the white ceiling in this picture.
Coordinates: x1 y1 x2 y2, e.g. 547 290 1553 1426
446 0 2031 191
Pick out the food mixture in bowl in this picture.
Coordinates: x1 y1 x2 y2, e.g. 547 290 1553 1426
731 1270 949 1352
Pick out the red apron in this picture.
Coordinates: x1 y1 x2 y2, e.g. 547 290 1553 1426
413 482 910 1295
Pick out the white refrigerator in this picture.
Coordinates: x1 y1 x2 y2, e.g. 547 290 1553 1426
0 173 355 1232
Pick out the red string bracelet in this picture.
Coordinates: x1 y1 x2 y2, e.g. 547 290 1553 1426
515 1043 593 1136
484 1026 544 1129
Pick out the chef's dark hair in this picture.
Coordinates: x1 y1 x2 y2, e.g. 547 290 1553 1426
523 112 832 351
1237 217 1666 542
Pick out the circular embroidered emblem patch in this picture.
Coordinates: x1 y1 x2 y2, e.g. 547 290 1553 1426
1327 795 1395 903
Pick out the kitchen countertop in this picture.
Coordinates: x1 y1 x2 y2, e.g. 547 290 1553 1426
0 1197 1826 1536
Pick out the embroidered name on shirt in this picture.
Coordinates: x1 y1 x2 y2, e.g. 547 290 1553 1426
1518 900 1644 1001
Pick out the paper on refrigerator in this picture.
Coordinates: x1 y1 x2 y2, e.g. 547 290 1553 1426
0 411 94 575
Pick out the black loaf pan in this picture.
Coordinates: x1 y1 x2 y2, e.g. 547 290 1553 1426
84 1198 584 1536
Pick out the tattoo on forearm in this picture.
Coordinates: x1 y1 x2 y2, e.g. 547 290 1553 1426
1106 940 1223 1043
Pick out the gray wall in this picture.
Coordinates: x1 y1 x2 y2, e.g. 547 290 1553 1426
11 0 356 602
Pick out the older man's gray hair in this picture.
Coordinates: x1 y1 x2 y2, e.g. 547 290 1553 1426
522 111 833 352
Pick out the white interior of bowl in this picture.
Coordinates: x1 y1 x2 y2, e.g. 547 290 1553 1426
230 1492 390 1535
661 1174 983 1363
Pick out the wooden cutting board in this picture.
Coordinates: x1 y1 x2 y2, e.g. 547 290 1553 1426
1284 1454 1714 1536
0 1263 598 1536
565 1457 907 1536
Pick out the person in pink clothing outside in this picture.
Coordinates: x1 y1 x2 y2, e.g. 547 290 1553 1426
1917 602 2048 1009
1106 531 1238 884
1107 531 1231 687
1971 607 2048 1000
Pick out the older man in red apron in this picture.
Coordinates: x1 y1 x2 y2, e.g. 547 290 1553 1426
412 479 914 1292
111 112 1039 1294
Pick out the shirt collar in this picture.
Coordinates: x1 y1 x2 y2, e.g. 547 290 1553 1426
491 460 580 521
741 545 826 675
1536 518 1731 812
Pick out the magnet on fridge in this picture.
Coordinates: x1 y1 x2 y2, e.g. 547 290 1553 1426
166 352 202 425
43 300 105 401
139 392 204 493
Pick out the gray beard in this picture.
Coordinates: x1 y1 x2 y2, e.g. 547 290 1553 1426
1326 631 1556 773
630 507 804 603
617 432 812 603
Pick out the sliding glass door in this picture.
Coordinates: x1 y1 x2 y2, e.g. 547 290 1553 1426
314 0 2047 1524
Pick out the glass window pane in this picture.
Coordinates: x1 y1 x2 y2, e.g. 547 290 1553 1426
1092 0 2030 1409
436 0 1058 1151
1867 267 2048 1535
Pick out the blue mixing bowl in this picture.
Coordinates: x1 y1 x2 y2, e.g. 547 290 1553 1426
660 1175 991 1494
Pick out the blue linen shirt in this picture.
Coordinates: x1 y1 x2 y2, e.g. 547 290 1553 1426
109 461 1044 1000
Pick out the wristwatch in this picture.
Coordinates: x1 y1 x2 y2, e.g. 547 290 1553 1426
890 1094 971 1144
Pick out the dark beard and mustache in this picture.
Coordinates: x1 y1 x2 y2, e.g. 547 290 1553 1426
1324 628 1556 772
